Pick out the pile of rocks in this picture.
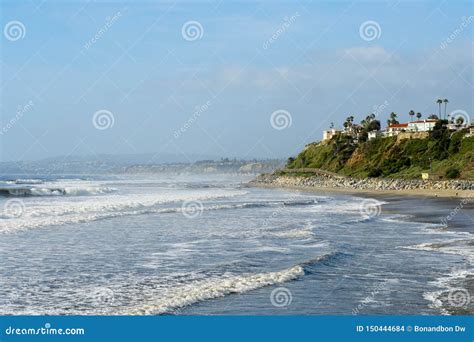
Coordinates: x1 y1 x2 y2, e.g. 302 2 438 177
250 173 474 191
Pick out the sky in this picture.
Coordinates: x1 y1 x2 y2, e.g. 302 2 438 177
0 0 472 162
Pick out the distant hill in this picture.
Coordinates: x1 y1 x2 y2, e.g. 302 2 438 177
287 125 473 180
0 155 283 175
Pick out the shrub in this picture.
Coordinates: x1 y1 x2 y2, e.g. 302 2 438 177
368 168 382 178
445 167 460 179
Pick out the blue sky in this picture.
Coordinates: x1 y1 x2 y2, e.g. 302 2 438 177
0 0 472 162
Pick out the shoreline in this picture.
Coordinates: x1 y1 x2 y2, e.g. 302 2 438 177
248 175 474 199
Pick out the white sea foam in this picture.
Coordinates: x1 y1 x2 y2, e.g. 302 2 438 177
128 265 304 315
30 186 117 196
0 190 249 233
14 179 44 184
269 228 314 239
423 268 474 315
401 238 474 263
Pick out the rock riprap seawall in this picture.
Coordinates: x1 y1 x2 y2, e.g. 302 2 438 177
250 173 474 191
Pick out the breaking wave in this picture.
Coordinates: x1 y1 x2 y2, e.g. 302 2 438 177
128 265 304 315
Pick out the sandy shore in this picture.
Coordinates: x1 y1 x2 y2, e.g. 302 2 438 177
249 181 474 199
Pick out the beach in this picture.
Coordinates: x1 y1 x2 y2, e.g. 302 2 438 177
250 173 474 199
0 173 472 316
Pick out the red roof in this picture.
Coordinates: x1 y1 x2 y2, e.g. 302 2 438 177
388 123 408 128
410 120 437 123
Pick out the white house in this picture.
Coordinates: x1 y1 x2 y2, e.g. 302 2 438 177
368 131 380 140
322 129 340 142
447 122 469 131
407 120 437 132
465 124 474 138
384 123 408 137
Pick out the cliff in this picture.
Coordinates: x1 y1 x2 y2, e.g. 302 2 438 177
287 129 473 180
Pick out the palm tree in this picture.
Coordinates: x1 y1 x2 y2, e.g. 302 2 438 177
456 117 464 126
416 112 422 120
428 114 439 120
409 110 415 122
387 112 399 126
443 99 449 119
436 99 443 118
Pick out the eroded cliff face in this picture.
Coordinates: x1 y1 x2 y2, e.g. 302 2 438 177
287 134 473 180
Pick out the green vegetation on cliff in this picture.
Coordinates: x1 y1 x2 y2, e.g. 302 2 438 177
287 124 473 180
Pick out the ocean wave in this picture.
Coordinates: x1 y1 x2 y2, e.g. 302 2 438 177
268 228 314 239
401 238 474 263
423 268 474 315
0 185 117 197
128 265 304 315
11 179 44 185
0 190 251 232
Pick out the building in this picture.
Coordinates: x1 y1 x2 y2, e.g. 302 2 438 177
383 120 437 137
407 120 437 132
447 122 469 131
384 123 408 137
322 129 340 142
368 130 380 140
465 124 474 138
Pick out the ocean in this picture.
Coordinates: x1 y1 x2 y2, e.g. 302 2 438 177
0 174 472 315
